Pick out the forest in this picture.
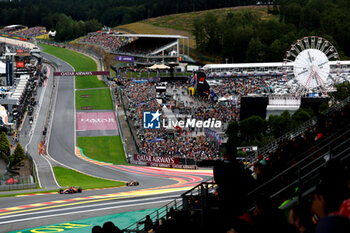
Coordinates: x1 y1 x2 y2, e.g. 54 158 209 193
1 0 350 63
194 0 350 62
0 0 258 32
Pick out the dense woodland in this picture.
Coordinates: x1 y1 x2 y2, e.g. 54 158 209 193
0 0 259 41
0 0 350 62
195 0 350 62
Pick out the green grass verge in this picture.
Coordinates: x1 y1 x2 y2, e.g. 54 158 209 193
53 166 125 189
77 136 128 165
75 88 113 110
0 189 59 198
40 43 106 89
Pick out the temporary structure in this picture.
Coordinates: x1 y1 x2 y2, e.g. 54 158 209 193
147 64 170 70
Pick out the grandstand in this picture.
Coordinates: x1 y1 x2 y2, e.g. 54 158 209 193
203 61 350 77
0 25 48 39
79 33 189 66
0 25 27 33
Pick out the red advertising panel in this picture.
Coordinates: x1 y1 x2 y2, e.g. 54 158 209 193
16 61 24 68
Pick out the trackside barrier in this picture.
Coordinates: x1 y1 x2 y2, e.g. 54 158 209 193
112 86 129 161
0 152 37 191
41 61 57 148
0 181 37 191
118 87 140 153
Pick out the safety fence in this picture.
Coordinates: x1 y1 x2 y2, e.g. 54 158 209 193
0 152 37 191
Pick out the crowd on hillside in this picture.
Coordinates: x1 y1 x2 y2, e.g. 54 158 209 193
0 26 47 38
79 32 133 52
14 26 47 38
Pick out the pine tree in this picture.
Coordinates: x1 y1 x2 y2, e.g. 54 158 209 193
0 131 10 157
9 144 26 167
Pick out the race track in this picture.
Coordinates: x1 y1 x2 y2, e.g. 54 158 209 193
0 51 213 232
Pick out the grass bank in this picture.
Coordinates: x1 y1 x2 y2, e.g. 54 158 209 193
53 166 125 189
77 136 127 165
40 43 106 89
75 88 113 110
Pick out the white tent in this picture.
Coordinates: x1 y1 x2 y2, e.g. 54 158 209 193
0 62 5 74
218 97 228 102
0 105 8 125
148 64 170 70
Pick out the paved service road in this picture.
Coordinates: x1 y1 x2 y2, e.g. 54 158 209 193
21 62 59 189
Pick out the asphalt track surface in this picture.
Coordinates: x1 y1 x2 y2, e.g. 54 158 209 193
0 51 213 232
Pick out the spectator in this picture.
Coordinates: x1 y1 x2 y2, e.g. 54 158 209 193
251 194 294 233
102 221 121 233
289 201 315 233
139 215 153 232
91 225 103 233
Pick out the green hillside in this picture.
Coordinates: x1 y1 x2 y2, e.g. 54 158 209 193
116 5 272 63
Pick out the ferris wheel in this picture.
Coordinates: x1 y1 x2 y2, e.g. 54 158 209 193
282 36 340 96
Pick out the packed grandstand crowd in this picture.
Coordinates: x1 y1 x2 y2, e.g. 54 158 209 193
119 79 222 160
118 37 176 55
79 32 133 52
115 69 304 161
0 26 47 38
79 33 177 55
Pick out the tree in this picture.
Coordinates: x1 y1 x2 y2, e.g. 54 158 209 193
245 37 266 62
9 143 26 167
0 132 10 157
292 108 312 124
240 115 267 144
225 121 241 157
268 111 297 138
329 81 350 101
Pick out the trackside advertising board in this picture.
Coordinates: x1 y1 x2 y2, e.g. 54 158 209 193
131 154 198 170
53 71 110 76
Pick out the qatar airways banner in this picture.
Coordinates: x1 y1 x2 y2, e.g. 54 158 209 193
54 71 110 76
132 154 198 170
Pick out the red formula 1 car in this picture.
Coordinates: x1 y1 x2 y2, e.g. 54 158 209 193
126 180 139 186
58 186 82 194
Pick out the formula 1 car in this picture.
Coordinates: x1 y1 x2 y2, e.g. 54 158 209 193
126 180 139 186
58 186 82 194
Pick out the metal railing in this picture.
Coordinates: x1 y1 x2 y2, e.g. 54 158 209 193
247 128 350 208
181 178 217 226
0 151 37 191
123 198 183 233
117 87 140 153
